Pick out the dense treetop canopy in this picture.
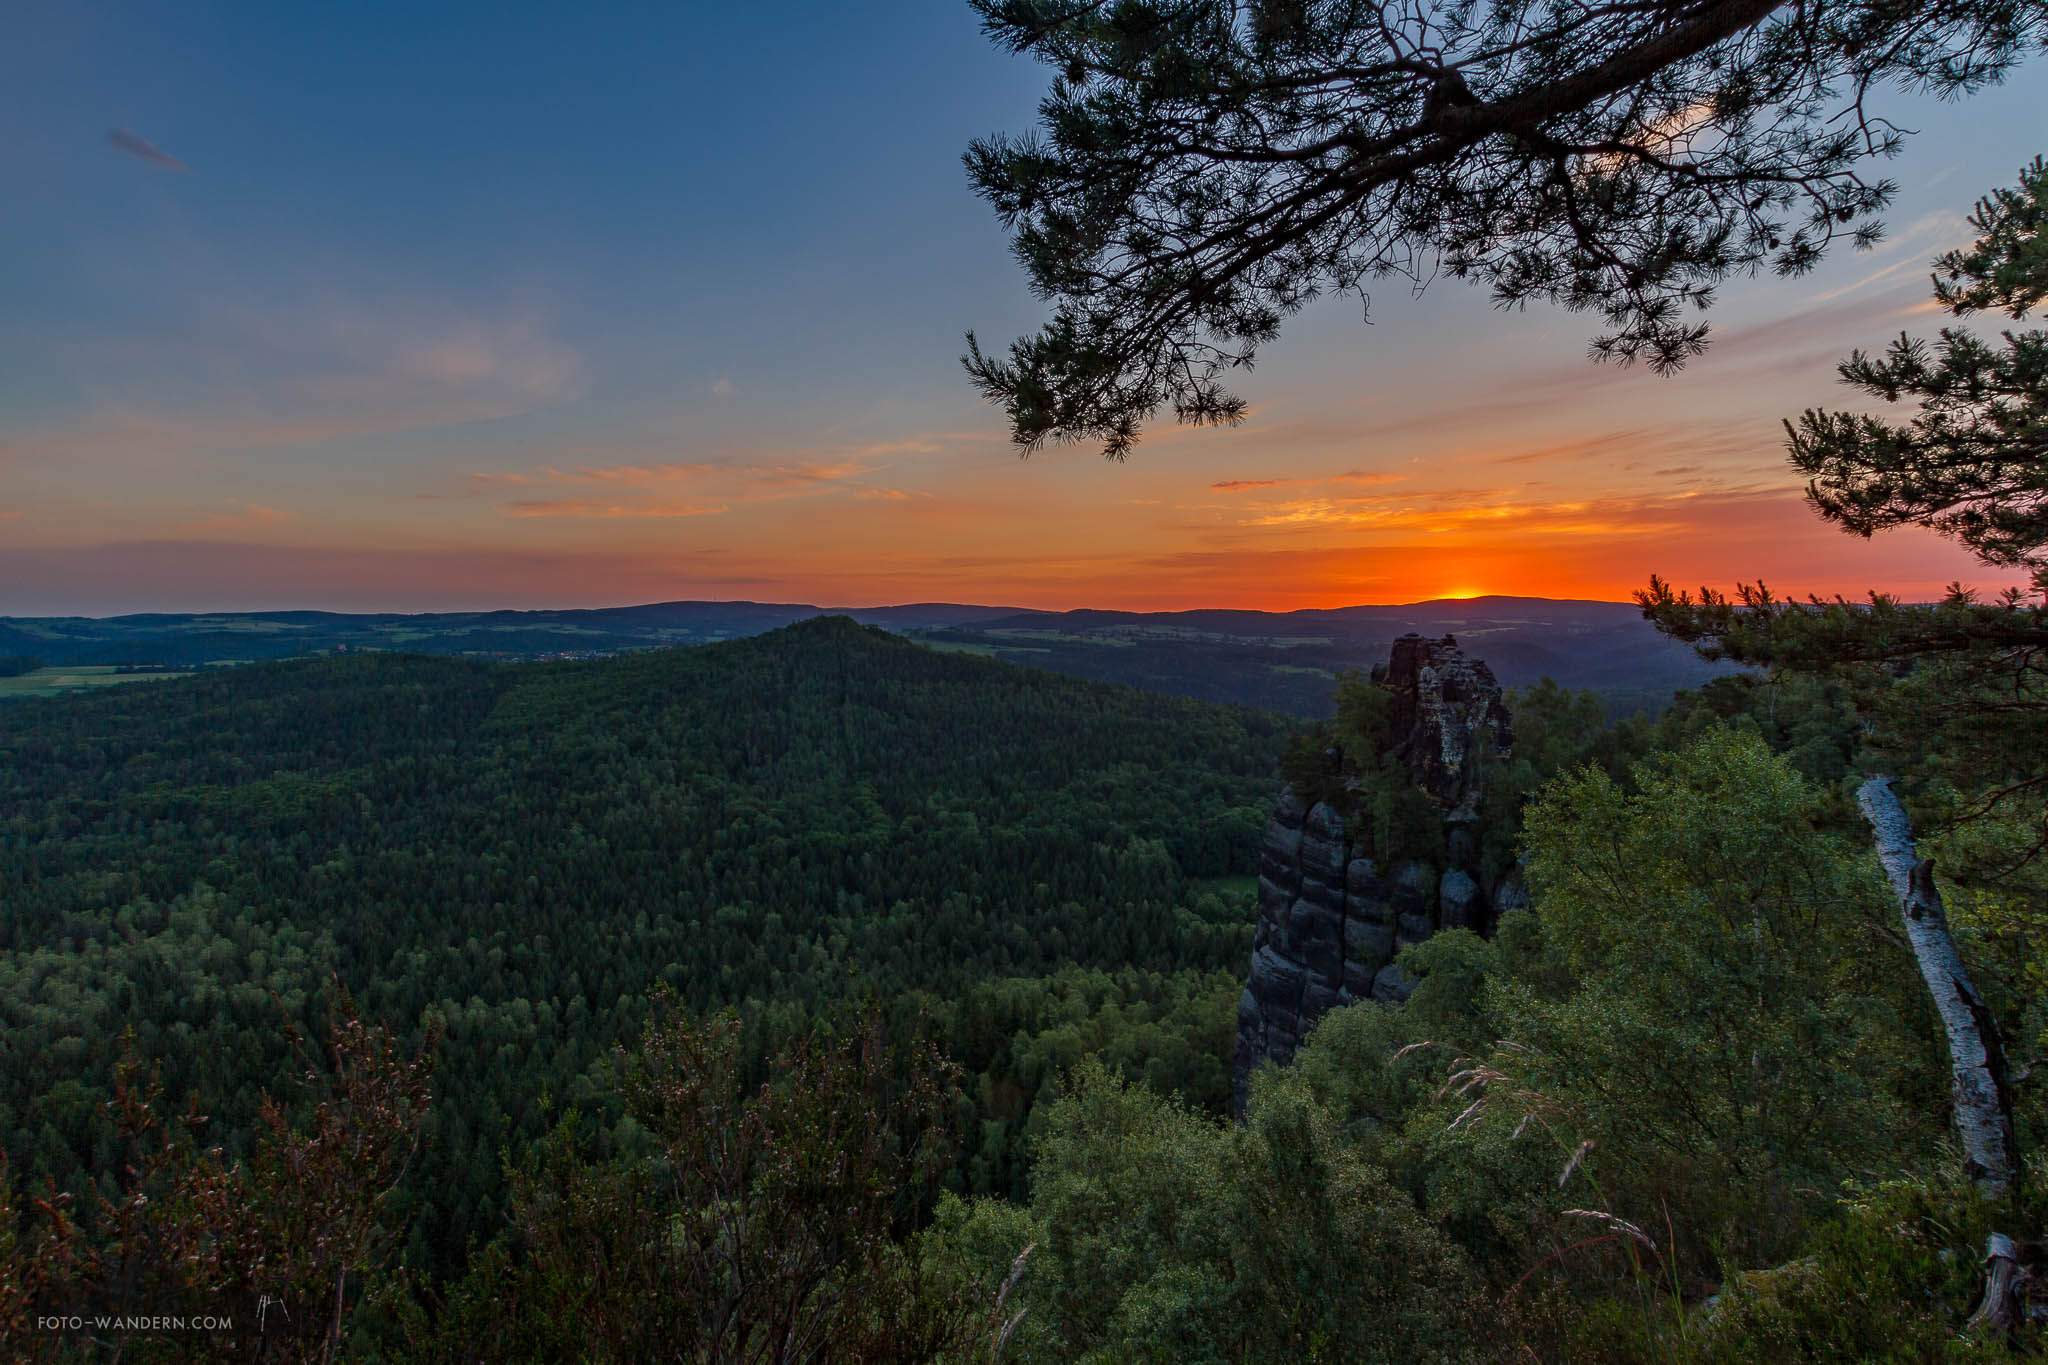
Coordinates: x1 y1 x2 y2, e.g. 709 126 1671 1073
964 0 2043 454
0 618 1288 1272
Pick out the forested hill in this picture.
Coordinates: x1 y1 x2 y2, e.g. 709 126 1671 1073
0 599 1026 666
0 616 1290 1268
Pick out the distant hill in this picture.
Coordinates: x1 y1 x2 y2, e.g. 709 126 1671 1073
0 599 1040 667
917 596 1731 716
0 593 1727 714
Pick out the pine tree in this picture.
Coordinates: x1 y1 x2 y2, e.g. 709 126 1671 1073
1640 158 2048 851
963 0 2043 454
1642 162 2048 1333
1792 157 2048 581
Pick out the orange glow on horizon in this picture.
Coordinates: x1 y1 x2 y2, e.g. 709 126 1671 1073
0 475 2012 616
0 274 2017 617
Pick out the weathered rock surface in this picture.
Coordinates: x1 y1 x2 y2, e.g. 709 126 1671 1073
1439 869 1481 931
1231 633 1512 1115
1378 633 1514 820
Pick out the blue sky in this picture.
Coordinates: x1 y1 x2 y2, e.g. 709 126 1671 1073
2 3 2043 613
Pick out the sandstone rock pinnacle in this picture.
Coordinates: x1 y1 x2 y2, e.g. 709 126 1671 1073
1231 634 1513 1114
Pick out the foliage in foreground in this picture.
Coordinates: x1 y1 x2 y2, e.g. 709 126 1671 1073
404 1002 977 1363
2 993 434 1361
925 729 2037 1361
2 617 2043 1359
925 1058 1474 1363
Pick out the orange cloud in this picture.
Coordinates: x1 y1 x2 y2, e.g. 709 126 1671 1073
7 257 2004 619
760 461 873 486
551 462 724 485
1211 470 1405 492
476 458 870 491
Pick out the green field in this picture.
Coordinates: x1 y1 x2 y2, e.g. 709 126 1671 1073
164 617 307 634
0 666 191 698
925 639 1054 657
987 627 1136 647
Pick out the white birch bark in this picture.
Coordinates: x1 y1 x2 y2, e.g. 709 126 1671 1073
1856 777 2022 1335
1856 776 2015 1197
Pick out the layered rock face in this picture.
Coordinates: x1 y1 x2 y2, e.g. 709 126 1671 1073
1231 634 1514 1114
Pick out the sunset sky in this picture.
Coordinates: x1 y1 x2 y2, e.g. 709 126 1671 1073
4 2 2044 616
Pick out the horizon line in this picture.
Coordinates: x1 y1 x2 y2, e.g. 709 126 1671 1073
0 591 1652 623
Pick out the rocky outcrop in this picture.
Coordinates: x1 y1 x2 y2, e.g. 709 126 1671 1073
1231 634 1514 1114
1378 632 1514 821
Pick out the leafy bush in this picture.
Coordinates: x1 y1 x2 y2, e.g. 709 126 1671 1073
924 1059 1474 1363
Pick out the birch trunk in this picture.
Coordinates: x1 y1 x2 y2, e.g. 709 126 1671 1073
1856 776 2022 1334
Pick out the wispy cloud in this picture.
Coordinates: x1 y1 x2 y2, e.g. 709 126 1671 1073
1489 430 1651 466
4 307 586 474
175 503 298 535
108 128 188 172
852 437 956 457
763 461 871 486
1228 486 1793 539
390 324 581 399
1210 470 1404 493
1807 211 1970 305
472 461 721 489
1483 423 1771 472
505 499 728 519
475 458 870 491
467 453 894 520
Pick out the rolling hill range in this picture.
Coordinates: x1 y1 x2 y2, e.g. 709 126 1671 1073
0 599 1032 667
0 594 1727 715
918 596 1730 716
